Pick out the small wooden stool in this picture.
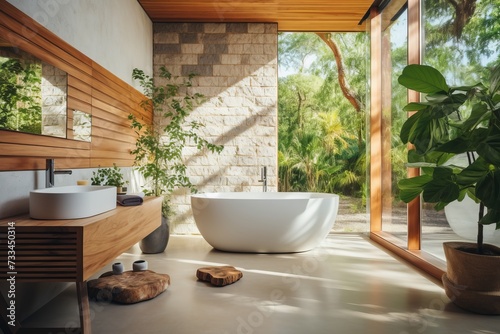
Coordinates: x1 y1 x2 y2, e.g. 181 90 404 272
88 270 170 304
196 266 243 286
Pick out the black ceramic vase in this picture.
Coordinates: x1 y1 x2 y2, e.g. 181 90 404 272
139 215 169 254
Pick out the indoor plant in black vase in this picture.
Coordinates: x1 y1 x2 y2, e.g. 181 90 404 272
129 67 223 254
397 63 500 314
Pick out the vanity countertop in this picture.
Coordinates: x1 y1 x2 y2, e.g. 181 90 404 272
0 196 160 227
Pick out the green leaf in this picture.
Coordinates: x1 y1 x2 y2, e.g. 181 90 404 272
443 92 468 106
398 65 449 94
479 208 500 226
424 93 447 103
434 201 448 211
408 150 454 166
460 102 489 131
405 162 438 168
436 137 470 154
476 170 500 208
456 157 490 186
412 117 449 154
407 149 423 163
450 84 479 92
399 110 423 144
421 168 460 204
403 102 431 111
477 134 500 166
401 106 452 154
422 179 460 204
488 65 500 97
398 174 432 203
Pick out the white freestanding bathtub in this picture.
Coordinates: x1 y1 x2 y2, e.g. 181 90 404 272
191 192 339 253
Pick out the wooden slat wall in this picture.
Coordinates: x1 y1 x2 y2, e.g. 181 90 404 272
0 0 152 171
90 61 149 167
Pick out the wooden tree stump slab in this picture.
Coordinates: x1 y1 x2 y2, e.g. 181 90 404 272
87 270 170 304
196 266 243 286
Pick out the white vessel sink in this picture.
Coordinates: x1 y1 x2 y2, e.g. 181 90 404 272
30 186 117 219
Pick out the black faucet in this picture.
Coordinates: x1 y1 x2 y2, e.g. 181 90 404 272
45 158 72 188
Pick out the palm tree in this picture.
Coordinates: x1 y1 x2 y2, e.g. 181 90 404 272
290 131 322 191
318 111 354 153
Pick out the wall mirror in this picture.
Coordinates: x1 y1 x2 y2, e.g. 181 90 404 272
0 35 91 141
73 110 92 142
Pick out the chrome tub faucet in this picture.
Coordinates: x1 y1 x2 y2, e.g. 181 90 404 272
258 166 267 192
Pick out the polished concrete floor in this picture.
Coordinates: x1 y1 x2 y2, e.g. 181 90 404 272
21 234 500 334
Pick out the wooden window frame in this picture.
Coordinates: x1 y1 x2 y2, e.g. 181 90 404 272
368 0 447 281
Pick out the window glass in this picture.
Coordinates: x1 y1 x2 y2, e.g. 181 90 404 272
381 6 409 238
421 0 500 259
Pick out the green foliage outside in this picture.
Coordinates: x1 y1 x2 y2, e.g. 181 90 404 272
277 0 499 207
0 57 42 134
278 33 367 201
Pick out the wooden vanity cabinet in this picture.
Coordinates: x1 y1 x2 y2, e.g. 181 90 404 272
0 196 162 334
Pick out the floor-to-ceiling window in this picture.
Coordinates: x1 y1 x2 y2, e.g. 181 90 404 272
369 0 418 255
379 3 409 240
370 0 499 279
420 0 500 260
370 0 446 279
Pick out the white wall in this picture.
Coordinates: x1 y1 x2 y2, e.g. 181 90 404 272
6 0 153 87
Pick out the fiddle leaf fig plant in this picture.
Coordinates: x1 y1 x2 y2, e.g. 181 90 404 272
397 64 500 254
129 67 223 216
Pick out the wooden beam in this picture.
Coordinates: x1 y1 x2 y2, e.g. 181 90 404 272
407 0 422 250
138 0 372 32
370 7 383 232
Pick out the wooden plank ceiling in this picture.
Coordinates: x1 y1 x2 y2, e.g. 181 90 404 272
138 0 376 32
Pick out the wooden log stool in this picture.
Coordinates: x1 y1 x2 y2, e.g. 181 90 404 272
196 266 243 286
87 270 170 304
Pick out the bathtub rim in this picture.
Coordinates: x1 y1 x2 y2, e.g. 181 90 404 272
190 191 340 200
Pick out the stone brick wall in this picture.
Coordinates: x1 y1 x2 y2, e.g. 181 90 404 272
153 22 278 234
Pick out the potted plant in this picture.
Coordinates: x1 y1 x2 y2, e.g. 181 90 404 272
397 63 500 314
91 164 128 194
129 66 223 253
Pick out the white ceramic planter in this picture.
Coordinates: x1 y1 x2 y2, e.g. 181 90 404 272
444 195 500 244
